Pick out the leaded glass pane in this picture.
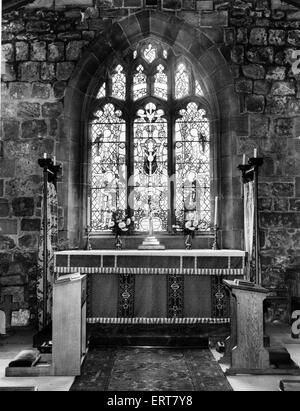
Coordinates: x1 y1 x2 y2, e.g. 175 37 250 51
175 63 189 100
112 64 126 100
142 43 157 64
175 102 211 230
91 104 126 231
97 83 106 99
195 80 204 97
154 64 168 101
133 103 168 232
133 65 148 101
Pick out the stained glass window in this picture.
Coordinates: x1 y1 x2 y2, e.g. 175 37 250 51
133 103 168 232
175 63 190 99
91 104 126 231
133 65 148 101
175 102 211 230
142 43 157 64
154 64 168 101
112 65 126 100
90 40 212 233
97 83 106 99
195 80 204 97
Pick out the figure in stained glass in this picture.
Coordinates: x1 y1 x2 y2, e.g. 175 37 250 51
133 65 148 101
175 63 190 99
112 65 126 100
175 103 211 229
89 41 212 233
154 64 168 100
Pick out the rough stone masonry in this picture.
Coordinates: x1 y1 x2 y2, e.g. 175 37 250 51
1 0 300 325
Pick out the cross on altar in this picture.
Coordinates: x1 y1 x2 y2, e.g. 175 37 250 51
0 296 20 328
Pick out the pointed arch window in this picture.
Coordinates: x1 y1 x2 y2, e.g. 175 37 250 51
90 104 126 231
133 103 168 232
89 41 212 233
175 103 211 229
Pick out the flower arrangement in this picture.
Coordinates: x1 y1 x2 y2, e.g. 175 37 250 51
109 209 135 236
172 214 212 249
172 220 200 237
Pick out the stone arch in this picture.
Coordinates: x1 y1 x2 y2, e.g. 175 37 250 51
60 10 244 249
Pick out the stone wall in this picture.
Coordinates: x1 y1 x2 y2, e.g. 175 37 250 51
1 0 300 325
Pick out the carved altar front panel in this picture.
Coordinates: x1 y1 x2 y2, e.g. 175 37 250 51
54 250 246 324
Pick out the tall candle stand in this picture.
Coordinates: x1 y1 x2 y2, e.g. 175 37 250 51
38 155 62 329
212 224 219 250
85 225 92 250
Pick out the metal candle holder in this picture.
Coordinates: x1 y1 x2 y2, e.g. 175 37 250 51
38 156 61 329
85 225 92 250
212 224 219 250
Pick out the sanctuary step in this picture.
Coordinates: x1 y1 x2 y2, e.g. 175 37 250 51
269 347 299 369
87 324 229 348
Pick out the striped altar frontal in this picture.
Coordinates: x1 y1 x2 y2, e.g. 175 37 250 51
54 249 246 322
54 249 246 277
87 317 231 325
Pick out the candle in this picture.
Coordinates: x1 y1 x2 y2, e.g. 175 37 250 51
242 154 246 165
254 148 257 158
87 197 91 225
53 156 56 165
214 196 218 227
43 153 47 159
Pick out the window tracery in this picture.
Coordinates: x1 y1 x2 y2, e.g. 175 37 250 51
90 41 212 232
133 65 148 101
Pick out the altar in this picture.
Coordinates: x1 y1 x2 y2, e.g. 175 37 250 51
54 249 246 324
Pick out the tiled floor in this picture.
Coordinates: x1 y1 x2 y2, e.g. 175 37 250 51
0 324 300 391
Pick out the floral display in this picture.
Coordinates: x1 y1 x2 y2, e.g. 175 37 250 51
109 210 135 236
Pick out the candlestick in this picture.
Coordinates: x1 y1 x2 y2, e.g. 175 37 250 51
85 225 92 251
87 196 91 225
214 196 218 227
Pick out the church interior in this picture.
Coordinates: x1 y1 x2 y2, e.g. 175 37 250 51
1 0 300 392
